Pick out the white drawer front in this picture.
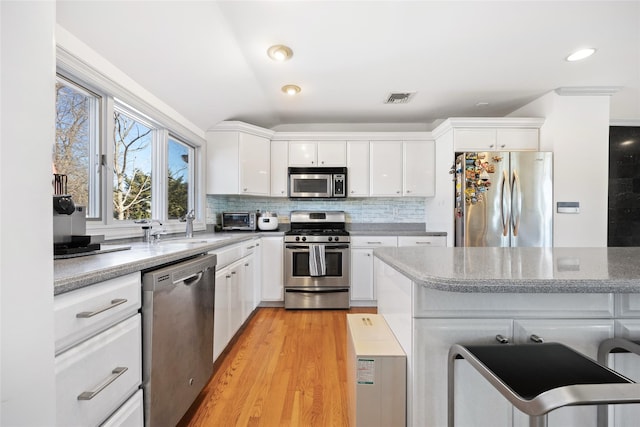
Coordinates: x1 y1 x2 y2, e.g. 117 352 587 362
55 315 142 427
101 389 143 427
397 235 446 247
212 243 244 269
351 236 397 248
55 272 141 354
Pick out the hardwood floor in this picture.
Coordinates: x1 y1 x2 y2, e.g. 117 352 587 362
179 307 377 427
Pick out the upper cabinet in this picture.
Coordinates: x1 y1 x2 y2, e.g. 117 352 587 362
346 141 369 197
270 140 288 197
370 140 435 197
433 118 544 152
404 140 435 197
206 123 274 196
288 140 346 166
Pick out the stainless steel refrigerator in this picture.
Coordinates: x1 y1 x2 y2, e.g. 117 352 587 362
454 151 553 247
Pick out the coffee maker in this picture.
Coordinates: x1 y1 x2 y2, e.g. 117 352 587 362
53 174 99 256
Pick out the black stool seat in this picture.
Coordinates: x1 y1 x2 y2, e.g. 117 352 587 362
448 342 640 427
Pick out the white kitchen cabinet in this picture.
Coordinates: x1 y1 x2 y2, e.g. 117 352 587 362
54 272 141 354
351 236 397 303
346 141 370 196
413 318 514 427
512 319 615 427
213 265 230 361
261 236 284 302
288 140 346 166
270 140 289 197
610 319 640 426
206 130 270 195
453 127 539 151
370 141 403 196
55 314 142 427
54 274 142 427
397 235 446 247
403 140 435 197
101 389 143 427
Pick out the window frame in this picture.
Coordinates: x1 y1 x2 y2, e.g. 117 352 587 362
55 53 205 239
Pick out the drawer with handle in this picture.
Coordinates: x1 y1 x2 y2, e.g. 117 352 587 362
351 236 398 248
397 236 446 247
54 272 141 354
55 314 142 427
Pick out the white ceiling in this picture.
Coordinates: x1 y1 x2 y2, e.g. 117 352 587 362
56 1 640 132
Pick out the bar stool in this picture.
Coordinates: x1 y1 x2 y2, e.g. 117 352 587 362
597 338 640 427
448 339 640 427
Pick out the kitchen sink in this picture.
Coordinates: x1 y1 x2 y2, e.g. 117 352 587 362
157 236 232 245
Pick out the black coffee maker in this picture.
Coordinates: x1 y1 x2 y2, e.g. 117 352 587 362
53 174 99 256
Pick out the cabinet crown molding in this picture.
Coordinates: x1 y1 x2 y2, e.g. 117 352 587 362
207 121 275 139
431 117 545 139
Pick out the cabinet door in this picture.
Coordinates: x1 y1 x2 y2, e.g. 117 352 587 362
289 141 317 166
512 319 614 427
403 140 435 197
213 266 230 361
497 128 539 150
350 248 374 300
240 254 255 323
453 128 497 151
206 131 239 194
228 260 243 338
261 236 284 301
370 141 403 197
270 140 288 197
239 133 270 195
397 235 446 247
317 141 346 166
347 141 370 196
413 318 513 427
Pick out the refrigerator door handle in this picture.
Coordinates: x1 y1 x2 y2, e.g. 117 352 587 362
500 170 510 236
512 170 522 236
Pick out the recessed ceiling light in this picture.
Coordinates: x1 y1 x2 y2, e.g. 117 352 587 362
566 48 596 62
267 44 293 62
282 85 301 96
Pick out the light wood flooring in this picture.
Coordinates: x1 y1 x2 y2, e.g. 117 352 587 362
179 307 376 427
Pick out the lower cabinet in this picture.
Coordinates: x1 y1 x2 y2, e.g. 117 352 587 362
101 389 144 427
55 314 142 427
261 236 284 302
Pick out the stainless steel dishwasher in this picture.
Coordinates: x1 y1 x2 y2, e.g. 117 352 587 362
141 253 216 427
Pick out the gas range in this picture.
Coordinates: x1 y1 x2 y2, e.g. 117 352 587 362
284 210 350 243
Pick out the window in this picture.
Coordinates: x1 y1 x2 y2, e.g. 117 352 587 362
54 77 101 218
168 137 194 220
112 108 153 221
54 72 200 233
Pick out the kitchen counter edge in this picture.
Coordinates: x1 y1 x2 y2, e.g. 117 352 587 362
54 233 269 295
373 246 640 294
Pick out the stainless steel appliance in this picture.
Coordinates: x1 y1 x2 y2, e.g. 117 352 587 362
288 167 347 199
221 211 257 231
141 254 216 427
284 210 350 309
454 151 553 247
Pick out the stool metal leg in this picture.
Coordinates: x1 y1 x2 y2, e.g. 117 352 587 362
529 414 547 427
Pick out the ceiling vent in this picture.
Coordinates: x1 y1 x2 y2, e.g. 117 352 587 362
384 92 416 104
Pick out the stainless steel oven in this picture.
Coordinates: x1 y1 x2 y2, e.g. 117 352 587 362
284 211 350 309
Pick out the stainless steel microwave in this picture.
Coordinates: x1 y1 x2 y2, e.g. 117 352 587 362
221 212 256 231
288 167 347 199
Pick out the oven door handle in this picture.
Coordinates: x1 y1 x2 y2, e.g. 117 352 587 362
285 244 350 250
285 288 349 294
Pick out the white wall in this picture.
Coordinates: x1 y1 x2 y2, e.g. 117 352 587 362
509 91 611 247
1 1 56 425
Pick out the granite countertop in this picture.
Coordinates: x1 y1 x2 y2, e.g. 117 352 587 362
54 233 262 295
373 246 640 293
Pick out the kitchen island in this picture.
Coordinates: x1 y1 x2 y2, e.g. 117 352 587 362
373 246 640 427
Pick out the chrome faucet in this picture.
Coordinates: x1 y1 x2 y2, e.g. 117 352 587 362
135 219 164 243
180 210 196 238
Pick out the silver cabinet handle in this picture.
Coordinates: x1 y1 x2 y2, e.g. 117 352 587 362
225 275 231 279
76 299 127 318
495 334 510 344
367 241 382 245
77 367 127 400
244 263 250 267
246 245 255 250
416 241 432 245
530 334 544 343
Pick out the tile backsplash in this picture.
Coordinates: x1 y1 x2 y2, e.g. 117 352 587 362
206 195 426 224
